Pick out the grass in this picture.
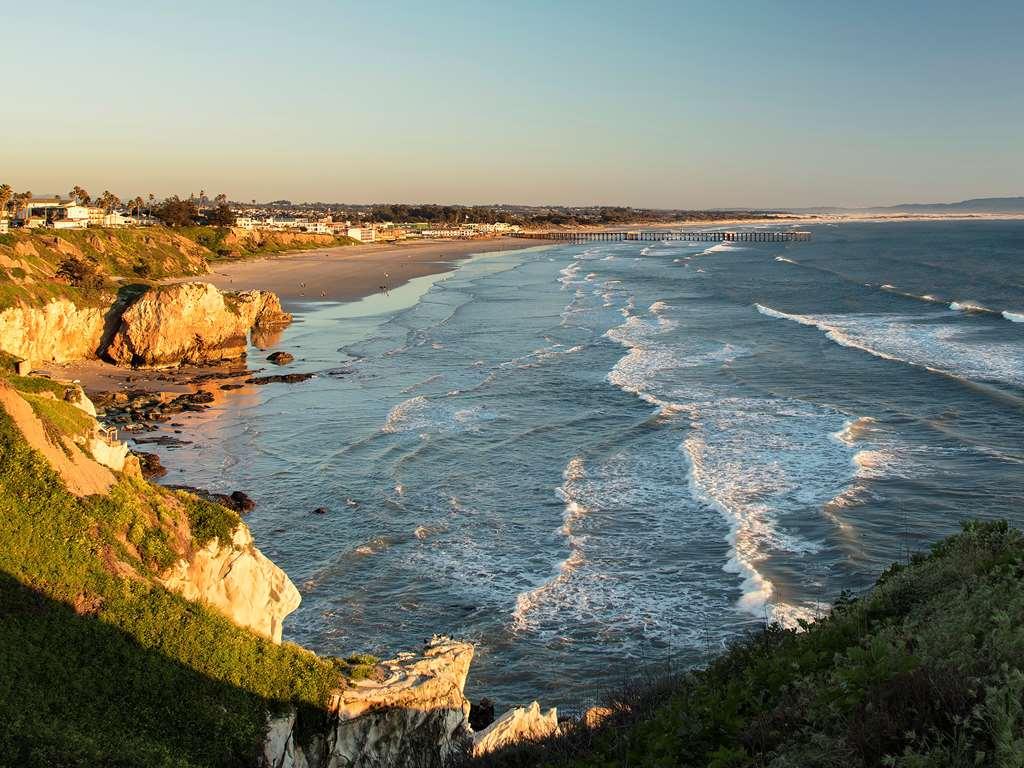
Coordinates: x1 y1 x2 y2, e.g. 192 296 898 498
20 391 95 440
468 520 1024 768
175 492 241 548
7 374 68 396
0 377 383 767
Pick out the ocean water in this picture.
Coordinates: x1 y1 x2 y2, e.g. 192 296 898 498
154 221 1024 709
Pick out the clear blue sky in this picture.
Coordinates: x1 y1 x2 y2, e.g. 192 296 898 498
5 0 1023 208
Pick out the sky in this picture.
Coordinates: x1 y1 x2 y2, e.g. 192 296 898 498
4 0 1023 208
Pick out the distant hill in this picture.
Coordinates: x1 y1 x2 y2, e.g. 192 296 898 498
792 196 1024 214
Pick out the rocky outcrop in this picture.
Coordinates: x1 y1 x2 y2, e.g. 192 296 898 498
105 282 292 368
471 701 560 757
263 638 475 768
0 298 108 363
159 522 301 643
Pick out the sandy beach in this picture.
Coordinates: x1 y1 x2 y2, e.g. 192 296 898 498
193 236 548 307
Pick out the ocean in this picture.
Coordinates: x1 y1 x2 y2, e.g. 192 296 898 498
157 220 1024 709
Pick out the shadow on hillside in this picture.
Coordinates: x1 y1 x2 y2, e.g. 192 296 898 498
95 283 152 359
0 571 294 767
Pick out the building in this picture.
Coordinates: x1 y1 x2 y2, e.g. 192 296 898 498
347 225 376 243
0 218 8 234
234 216 257 230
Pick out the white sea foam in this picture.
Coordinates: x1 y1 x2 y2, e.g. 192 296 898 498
775 256 798 264
755 303 1024 386
383 395 498 435
512 456 590 631
1004 311 1024 323
679 399 840 628
949 300 995 314
558 261 581 289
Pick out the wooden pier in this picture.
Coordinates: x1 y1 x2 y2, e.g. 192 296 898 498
513 230 811 243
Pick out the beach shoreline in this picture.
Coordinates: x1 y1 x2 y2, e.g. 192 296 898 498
192 236 550 307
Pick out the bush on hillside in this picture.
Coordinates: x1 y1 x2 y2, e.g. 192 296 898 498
55 255 104 289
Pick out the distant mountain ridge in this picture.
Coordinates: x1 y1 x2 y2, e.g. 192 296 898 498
793 196 1024 214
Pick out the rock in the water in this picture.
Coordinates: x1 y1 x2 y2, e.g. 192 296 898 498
134 451 167 480
229 490 256 513
166 485 257 514
312 506 328 515
247 373 314 385
266 351 295 365
472 701 560 757
104 282 291 368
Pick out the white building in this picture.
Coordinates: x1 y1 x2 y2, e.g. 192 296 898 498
0 218 8 234
347 225 376 242
234 216 257 230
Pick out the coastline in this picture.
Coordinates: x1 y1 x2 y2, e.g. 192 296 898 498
47 237 551 395
194 235 549 307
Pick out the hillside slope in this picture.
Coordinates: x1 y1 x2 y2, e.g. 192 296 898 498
0 371 375 767
473 521 1024 767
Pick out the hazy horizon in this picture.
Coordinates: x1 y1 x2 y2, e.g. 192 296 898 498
6 0 1023 208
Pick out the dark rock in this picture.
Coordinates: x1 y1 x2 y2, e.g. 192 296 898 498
312 507 328 515
220 383 245 390
266 351 295 366
133 435 192 446
229 491 256 513
469 698 496 731
187 390 215 404
133 451 167 480
247 373 314 385
166 485 257 514
323 367 354 378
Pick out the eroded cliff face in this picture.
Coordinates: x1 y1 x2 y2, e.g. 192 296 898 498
104 282 292 367
263 639 475 768
0 283 291 369
159 522 301 643
0 299 109 363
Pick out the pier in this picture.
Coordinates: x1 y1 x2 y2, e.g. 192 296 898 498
513 230 811 242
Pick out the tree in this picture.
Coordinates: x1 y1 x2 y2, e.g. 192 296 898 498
130 196 145 220
204 203 236 227
214 193 227 206
13 191 32 222
152 196 199 227
0 185 12 218
70 186 90 205
97 191 121 213
56 255 105 289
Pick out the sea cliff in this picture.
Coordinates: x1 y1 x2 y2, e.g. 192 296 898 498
0 367 559 767
0 282 290 368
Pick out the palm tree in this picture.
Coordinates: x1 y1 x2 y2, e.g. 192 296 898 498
132 196 145 220
14 191 32 223
0 185 12 219
70 185 90 205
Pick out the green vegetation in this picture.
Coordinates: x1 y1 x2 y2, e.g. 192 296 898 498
7 374 69 396
0 375 381 767
474 520 1024 768
20 391 94 440
176 492 241 548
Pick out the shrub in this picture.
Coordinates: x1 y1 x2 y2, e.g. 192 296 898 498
55 255 105 289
